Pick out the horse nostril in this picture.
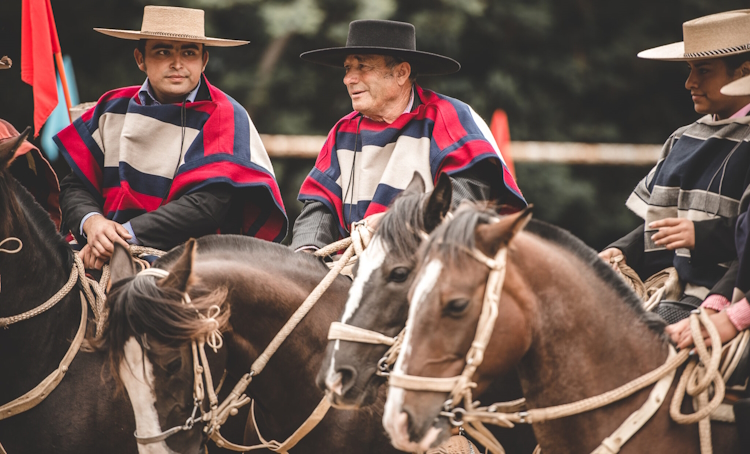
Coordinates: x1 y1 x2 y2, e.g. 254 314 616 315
336 365 358 396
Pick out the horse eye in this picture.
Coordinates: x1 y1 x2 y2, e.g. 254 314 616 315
445 298 470 315
387 267 411 283
165 357 182 376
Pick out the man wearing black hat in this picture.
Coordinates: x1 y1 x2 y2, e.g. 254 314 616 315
291 19 526 251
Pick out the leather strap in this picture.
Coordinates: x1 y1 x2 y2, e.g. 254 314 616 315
0 292 87 420
389 373 459 393
592 347 677 453
327 322 396 346
211 396 331 453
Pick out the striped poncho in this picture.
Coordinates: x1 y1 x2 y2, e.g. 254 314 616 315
54 77 287 242
298 85 525 236
626 115 750 298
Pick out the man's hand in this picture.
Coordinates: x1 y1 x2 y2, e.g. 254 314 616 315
599 248 624 270
82 214 131 259
649 218 695 250
664 308 739 350
79 244 107 270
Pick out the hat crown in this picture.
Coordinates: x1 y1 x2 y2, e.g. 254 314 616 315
345 20 416 51
683 9 750 55
140 5 205 39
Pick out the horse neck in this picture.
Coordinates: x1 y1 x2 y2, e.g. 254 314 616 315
508 234 669 447
223 260 347 437
0 186 80 402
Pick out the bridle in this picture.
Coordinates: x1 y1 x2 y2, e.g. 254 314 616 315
135 222 375 453
130 268 224 446
326 208 448 378
386 230 730 454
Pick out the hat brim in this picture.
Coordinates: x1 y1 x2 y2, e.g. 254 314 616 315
300 46 460 76
94 28 248 47
638 41 750 61
722 75 750 96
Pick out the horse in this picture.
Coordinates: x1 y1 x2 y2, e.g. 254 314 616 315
0 128 137 453
102 235 404 454
381 204 739 453
318 173 537 453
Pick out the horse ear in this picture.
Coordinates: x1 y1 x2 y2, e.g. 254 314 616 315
159 238 197 293
404 172 426 195
109 243 137 290
423 172 453 232
477 205 534 253
0 126 31 170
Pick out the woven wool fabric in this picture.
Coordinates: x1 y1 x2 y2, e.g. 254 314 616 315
626 114 750 294
54 76 287 242
2 120 61 229
298 85 525 236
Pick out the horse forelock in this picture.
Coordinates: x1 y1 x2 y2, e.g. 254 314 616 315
378 189 429 262
100 271 230 389
421 202 499 268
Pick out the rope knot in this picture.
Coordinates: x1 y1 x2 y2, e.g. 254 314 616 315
204 305 224 352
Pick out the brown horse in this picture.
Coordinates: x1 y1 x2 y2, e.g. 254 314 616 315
102 235 403 454
382 204 739 453
0 128 137 453
318 173 537 452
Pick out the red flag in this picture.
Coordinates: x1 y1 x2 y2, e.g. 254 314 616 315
21 0 62 137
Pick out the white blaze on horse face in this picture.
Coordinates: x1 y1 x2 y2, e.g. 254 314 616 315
325 237 388 393
120 337 178 454
383 259 443 444
342 236 387 324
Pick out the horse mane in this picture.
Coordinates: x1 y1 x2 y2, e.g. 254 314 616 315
1 174 72 268
377 189 428 260
425 203 666 336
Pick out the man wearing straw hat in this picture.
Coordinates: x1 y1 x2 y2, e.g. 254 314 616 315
54 6 287 269
290 20 526 252
667 63 750 450
600 10 750 323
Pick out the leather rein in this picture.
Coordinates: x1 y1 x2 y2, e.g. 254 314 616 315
135 222 373 453
0 238 92 421
387 238 728 454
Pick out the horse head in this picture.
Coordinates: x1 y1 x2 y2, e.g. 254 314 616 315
101 239 230 454
382 204 533 452
0 126 31 239
318 172 452 408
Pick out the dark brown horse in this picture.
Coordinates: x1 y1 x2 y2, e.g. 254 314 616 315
383 204 739 453
102 235 403 454
0 129 137 453
318 173 537 453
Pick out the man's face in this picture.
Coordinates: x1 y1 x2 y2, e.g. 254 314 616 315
685 58 750 119
134 40 208 104
343 55 408 120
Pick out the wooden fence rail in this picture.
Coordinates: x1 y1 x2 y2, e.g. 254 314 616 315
69 104 661 166
259 134 662 166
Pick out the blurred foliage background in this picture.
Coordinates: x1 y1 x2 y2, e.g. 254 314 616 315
1 0 747 249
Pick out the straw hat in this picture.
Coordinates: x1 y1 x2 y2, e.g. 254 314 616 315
300 20 460 76
94 5 248 47
721 75 750 96
638 10 750 61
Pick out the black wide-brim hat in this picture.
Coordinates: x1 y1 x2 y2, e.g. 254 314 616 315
300 20 460 76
